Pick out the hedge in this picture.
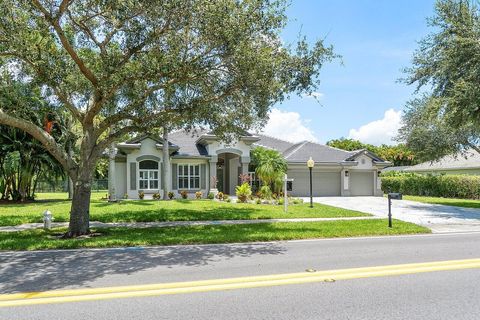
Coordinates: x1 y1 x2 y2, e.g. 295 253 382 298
381 174 480 199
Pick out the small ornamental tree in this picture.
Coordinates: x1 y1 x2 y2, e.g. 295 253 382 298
251 146 287 192
0 0 335 237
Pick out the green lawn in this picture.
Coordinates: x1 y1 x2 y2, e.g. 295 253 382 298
402 195 480 209
0 219 430 251
0 192 370 226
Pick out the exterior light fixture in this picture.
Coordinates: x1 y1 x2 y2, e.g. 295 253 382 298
306 157 315 208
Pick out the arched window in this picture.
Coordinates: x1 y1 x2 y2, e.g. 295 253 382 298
139 160 159 190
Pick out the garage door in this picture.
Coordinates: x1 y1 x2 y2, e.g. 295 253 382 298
288 171 341 197
350 171 374 196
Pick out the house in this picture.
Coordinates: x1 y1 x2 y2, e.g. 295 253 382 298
394 149 480 175
108 129 391 199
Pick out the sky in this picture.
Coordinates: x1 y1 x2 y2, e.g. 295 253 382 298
261 0 437 145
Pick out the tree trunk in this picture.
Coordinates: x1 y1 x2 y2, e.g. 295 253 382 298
67 146 74 200
64 179 92 237
162 127 170 200
67 177 74 200
64 161 95 238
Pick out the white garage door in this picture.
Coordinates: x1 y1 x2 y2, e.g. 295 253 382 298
288 171 341 197
350 171 374 196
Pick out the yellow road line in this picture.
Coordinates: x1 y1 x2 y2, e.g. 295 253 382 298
1 258 479 307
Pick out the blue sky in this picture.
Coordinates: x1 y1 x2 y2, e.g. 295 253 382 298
262 0 436 145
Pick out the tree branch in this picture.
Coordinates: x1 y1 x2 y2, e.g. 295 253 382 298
92 125 142 159
0 108 76 174
31 0 99 87
1 51 84 122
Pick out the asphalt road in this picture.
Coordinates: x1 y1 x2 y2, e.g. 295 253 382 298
1 232 480 319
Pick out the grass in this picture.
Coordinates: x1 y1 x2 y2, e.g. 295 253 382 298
0 192 370 227
0 219 430 251
401 195 480 209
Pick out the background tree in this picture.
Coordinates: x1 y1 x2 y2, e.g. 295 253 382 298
0 81 66 201
399 0 480 160
326 138 417 166
0 0 335 236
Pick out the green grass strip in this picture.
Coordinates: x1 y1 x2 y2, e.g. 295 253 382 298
0 219 430 251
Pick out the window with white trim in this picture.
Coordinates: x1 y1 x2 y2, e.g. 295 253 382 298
178 164 200 189
139 160 159 190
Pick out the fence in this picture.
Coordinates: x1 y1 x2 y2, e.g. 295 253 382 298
35 179 109 193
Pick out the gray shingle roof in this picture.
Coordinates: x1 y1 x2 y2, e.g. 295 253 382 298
253 134 295 153
405 149 480 171
121 129 388 164
168 129 209 157
280 141 354 163
382 166 410 172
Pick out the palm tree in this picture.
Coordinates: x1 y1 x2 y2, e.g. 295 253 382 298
0 81 67 201
251 147 287 193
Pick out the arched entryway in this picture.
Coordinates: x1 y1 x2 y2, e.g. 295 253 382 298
215 149 250 195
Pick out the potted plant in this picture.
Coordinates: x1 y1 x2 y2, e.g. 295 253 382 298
235 182 252 203
180 190 188 199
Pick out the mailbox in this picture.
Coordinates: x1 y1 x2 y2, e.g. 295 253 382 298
388 193 402 200
387 193 402 228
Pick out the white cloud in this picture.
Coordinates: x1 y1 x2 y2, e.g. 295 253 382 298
260 108 318 143
302 92 324 100
348 109 402 145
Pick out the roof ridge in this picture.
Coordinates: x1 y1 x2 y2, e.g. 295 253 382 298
284 141 309 159
253 132 296 145
308 141 353 154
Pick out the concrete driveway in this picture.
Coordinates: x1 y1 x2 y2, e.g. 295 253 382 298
307 196 480 233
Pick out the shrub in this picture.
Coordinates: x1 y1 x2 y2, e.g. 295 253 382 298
124 193 128 199
292 198 303 204
235 183 252 203
278 197 284 205
256 198 261 204
152 193 161 200
195 191 203 199
259 185 272 199
168 191 175 200
226 198 231 203
239 173 251 184
216 192 224 200
381 173 480 199
138 191 145 200
207 192 215 200
223 194 230 201
179 190 188 199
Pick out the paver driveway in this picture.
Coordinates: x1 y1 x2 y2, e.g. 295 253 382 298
307 196 480 233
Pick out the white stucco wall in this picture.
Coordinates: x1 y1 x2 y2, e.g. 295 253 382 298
205 139 251 157
125 138 164 199
351 154 373 170
114 162 127 199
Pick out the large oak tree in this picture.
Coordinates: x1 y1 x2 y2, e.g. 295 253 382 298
399 0 480 160
0 0 334 237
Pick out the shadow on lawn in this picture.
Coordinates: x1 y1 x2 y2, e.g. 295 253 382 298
0 241 286 293
90 206 267 222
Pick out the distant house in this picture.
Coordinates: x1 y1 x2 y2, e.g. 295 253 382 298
108 129 390 199
386 149 480 175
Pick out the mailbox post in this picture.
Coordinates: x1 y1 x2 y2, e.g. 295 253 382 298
387 193 402 228
283 174 294 213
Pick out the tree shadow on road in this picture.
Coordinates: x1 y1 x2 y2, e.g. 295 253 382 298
0 242 287 293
